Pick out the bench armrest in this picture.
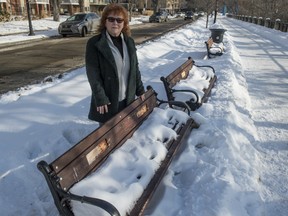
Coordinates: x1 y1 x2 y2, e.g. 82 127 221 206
37 161 120 216
194 64 216 74
157 98 191 115
171 88 199 104
65 193 120 216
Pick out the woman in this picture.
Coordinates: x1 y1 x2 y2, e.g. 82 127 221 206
85 3 145 124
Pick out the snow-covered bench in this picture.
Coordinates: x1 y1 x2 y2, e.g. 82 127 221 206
160 57 217 111
205 37 224 58
37 86 198 216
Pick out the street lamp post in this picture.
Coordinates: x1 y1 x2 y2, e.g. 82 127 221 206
26 0 35 36
214 0 218 23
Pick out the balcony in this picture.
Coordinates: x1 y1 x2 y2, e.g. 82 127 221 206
30 0 50 4
89 0 109 5
60 0 79 5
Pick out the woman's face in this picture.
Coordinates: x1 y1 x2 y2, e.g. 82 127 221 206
105 12 124 37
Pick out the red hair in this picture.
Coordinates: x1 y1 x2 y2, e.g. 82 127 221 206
96 3 131 36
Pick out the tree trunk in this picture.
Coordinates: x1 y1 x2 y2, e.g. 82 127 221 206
53 0 60 22
79 0 85 12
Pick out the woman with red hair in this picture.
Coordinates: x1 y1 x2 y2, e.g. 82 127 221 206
85 3 145 125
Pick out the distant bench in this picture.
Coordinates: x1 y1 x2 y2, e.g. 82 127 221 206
205 37 224 59
37 86 199 216
160 57 217 111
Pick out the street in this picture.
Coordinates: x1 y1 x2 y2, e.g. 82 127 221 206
0 18 192 95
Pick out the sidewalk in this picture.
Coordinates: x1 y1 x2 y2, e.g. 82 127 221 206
219 17 288 213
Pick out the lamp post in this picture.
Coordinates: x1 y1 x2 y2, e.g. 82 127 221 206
214 0 218 23
26 0 35 36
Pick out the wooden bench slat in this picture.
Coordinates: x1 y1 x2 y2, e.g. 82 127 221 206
129 118 198 216
165 58 193 87
52 90 157 190
51 89 156 173
202 75 217 103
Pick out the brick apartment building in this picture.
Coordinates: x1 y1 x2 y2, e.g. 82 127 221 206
0 0 187 18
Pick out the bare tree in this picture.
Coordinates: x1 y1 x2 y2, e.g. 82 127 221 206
79 0 85 12
235 0 287 21
186 0 214 27
53 0 60 21
152 0 159 13
189 0 287 22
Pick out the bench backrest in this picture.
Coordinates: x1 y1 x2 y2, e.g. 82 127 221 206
205 37 214 49
160 57 194 101
50 88 158 191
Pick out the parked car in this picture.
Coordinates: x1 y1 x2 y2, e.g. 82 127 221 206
176 12 185 18
58 12 100 37
149 11 169 23
184 11 195 20
198 11 205 17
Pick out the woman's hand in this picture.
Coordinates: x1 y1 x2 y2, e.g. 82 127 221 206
139 94 145 101
97 104 110 114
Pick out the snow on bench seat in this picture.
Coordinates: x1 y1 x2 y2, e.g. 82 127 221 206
70 107 190 216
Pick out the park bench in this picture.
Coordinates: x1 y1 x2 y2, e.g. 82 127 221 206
160 57 217 112
205 37 224 59
37 86 199 216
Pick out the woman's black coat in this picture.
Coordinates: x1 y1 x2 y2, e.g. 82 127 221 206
85 31 145 123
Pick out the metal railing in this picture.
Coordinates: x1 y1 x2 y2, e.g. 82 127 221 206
229 14 288 32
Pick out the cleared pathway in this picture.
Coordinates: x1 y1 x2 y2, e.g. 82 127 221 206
220 17 288 214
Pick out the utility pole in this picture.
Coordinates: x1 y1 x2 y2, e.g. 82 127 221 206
26 0 35 36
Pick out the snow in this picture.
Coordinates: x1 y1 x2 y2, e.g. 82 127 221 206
209 22 225 29
0 15 288 216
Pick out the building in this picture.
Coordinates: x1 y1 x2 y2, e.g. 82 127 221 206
0 0 186 18
0 0 50 17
